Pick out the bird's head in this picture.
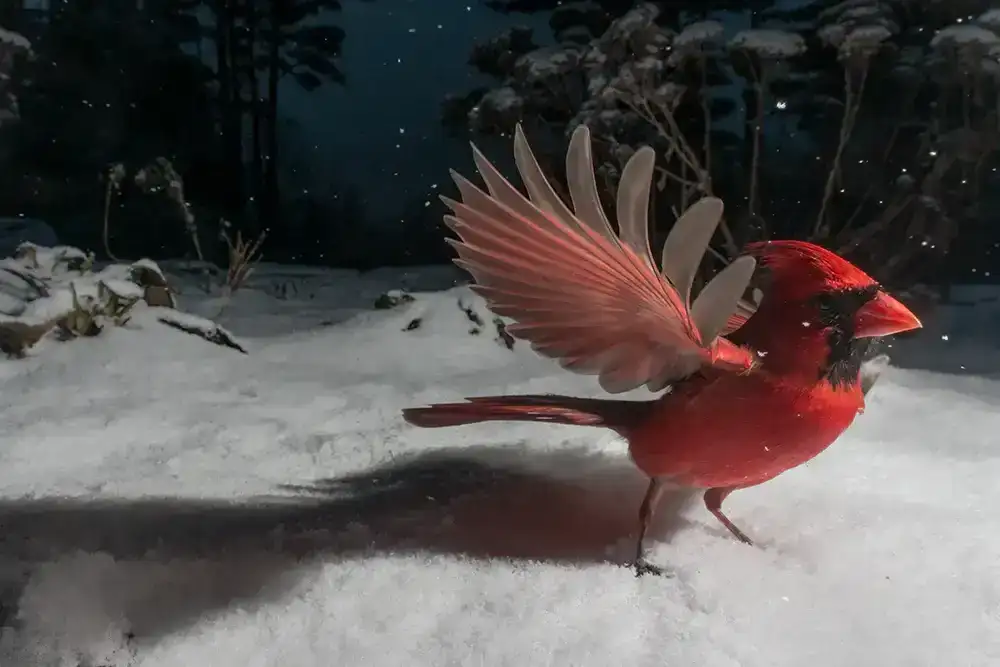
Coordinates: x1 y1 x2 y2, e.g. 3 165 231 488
734 240 922 387
744 240 922 339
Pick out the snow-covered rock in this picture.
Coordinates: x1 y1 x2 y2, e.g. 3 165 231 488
0 244 244 358
0 218 58 258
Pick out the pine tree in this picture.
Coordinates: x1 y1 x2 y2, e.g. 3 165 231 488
168 0 353 243
0 2 217 257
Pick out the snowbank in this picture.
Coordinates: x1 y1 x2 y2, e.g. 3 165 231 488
0 261 994 665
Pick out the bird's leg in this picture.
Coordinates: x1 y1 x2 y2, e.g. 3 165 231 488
632 477 668 577
704 487 754 545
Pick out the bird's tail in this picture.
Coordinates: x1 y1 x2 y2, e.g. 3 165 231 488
402 394 654 434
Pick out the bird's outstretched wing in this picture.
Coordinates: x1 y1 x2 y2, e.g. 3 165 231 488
443 123 757 393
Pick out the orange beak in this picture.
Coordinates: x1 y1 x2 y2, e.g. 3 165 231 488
854 290 923 338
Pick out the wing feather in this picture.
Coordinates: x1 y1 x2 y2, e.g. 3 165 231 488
565 125 619 243
720 290 763 336
660 197 726 308
443 122 757 392
512 125 584 233
691 256 758 341
615 145 657 266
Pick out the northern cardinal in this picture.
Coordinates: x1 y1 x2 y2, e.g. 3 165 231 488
403 124 922 576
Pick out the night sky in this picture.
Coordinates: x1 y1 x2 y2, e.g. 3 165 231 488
278 0 548 219
278 0 810 221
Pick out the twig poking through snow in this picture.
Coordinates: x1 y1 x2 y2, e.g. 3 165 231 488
155 308 248 354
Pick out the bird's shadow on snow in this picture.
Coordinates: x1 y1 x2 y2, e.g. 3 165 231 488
281 443 703 566
0 443 701 649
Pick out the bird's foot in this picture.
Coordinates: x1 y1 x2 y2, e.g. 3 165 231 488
729 526 754 546
633 558 671 578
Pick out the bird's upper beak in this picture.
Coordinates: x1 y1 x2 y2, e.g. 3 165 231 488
854 290 923 338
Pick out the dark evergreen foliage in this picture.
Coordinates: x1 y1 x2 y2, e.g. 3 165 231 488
442 0 1000 287
0 0 369 266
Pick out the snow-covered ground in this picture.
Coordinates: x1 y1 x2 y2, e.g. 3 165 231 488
0 263 996 667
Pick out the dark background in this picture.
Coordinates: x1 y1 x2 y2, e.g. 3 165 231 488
0 0 996 287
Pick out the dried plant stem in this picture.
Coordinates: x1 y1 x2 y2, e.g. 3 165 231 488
224 228 266 294
654 165 700 189
699 56 713 193
837 194 913 256
212 227 266 320
748 78 765 220
618 89 739 258
102 180 120 262
167 181 204 264
838 89 918 237
814 63 869 239
135 158 211 292
102 164 125 262
651 97 739 255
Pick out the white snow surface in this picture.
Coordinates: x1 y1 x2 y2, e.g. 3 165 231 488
0 265 997 666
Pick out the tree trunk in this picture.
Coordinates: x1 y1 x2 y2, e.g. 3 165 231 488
263 0 281 230
244 0 263 230
215 0 244 217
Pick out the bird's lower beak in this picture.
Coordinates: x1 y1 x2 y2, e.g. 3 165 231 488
854 290 923 338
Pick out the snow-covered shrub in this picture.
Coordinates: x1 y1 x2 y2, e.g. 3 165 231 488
373 289 415 309
0 243 245 358
131 158 265 298
134 157 206 267
809 1 899 241
95 156 266 308
728 28 806 223
446 5 749 261
444 4 822 271
443 0 1000 286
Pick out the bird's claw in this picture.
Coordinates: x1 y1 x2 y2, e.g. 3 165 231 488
633 558 671 578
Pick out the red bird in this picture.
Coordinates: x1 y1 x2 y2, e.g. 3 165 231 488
403 124 922 576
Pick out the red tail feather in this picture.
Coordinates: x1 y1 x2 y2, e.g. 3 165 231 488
402 394 654 434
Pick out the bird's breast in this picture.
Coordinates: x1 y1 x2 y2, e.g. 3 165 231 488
627 373 863 489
